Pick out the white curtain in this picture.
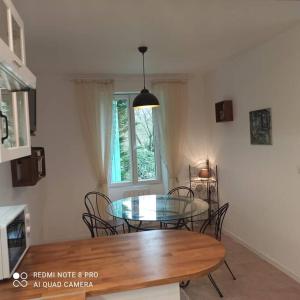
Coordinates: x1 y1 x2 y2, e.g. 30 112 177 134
75 80 114 219
152 81 188 191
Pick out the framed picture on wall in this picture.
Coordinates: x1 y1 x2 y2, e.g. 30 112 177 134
249 108 272 145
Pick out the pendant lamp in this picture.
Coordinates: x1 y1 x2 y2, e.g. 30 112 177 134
133 46 160 109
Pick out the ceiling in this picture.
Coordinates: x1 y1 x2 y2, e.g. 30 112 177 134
13 0 300 75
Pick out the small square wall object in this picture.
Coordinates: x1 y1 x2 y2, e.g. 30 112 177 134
215 100 233 122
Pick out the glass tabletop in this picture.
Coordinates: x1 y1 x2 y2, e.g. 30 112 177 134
106 194 208 222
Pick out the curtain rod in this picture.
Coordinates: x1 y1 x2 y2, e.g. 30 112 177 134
151 79 188 84
69 73 188 82
73 79 114 84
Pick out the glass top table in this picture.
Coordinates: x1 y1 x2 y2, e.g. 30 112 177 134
107 194 209 231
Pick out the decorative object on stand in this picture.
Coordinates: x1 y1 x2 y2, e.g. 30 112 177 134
132 46 160 109
11 147 46 187
189 159 219 222
215 100 233 122
199 164 210 179
249 108 272 145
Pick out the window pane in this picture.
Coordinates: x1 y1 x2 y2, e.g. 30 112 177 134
12 17 22 60
1 90 16 148
17 92 28 147
134 107 157 181
0 1 9 46
111 99 132 183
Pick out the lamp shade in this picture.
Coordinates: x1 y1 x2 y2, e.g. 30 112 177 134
133 88 160 109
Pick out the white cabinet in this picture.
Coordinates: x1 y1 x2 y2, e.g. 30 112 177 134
0 0 36 163
0 90 30 162
1 0 25 65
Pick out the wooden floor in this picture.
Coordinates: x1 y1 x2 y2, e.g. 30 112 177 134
184 234 300 299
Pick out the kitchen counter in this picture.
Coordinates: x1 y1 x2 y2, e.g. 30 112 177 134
0 230 225 300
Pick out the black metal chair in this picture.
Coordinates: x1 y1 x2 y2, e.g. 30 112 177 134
82 213 118 237
84 191 125 234
168 186 194 198
181 203 236 297
161 186 195 230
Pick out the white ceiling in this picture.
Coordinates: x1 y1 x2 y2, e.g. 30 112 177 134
13 0 300 75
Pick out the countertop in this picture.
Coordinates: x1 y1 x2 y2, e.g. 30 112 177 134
0 230 225 300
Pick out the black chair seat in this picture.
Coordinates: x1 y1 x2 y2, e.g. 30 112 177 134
82 213 118 237
84 191 126 234
107 218 125 228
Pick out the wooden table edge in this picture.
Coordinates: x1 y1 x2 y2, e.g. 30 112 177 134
86 252 225 297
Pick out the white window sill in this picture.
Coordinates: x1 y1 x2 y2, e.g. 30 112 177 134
109 180 162 189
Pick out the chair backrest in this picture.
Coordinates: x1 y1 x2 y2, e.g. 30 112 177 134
82 213 118 238
168 186 194 199
84 191 112 218
199 203 229 241
123 188 150 198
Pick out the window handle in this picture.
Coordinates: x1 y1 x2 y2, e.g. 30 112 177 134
0 110 8 143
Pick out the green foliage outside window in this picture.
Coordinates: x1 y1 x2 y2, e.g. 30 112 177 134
111 96 158 184
135 108 156 180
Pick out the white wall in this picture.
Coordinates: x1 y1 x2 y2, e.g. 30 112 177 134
204 24 300 281
34 75 95 242
181 74 210 181
0 137 46 245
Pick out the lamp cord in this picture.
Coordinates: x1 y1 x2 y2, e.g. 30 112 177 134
142 53 145 89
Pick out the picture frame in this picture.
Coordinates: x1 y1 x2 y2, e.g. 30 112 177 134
249 108 272 145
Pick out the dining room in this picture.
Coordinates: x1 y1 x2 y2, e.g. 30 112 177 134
0 0 300 299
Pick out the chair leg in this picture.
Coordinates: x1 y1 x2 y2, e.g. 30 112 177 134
136 221 143 232
122 223 125 234
224 259 236 280
191 217 194 231
183 223 190 231
208 273 223 298
180 280 190 288
124 219 131 233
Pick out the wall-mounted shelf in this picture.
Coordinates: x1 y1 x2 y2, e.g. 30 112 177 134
11 147 46 187
215 100 233 122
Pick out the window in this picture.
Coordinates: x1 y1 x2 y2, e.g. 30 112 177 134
111 93 160 185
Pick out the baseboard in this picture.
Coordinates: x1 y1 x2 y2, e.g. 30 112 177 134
223 228 300 284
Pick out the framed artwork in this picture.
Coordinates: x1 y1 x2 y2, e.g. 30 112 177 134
249 108 272 145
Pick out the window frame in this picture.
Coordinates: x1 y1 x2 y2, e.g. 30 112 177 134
110 92 161 187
